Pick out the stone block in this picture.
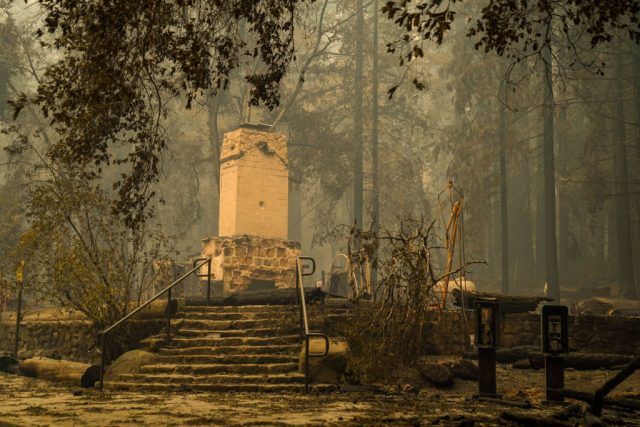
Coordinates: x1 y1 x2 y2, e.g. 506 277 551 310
299 339 348 385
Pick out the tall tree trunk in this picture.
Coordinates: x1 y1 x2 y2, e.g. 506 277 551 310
542 39 561 301
499 92 509 294
353 0 364 239
535 148 546 288
613 52 637 299
633 46 640 290
206 89 222 237
371 0 380 286
557 104 570 282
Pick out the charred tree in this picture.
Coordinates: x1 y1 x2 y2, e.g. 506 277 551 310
499 90 509 294
557 104 570 281
542 35 561 302
371 0 380 286
353 0 365 240
612 51 637 299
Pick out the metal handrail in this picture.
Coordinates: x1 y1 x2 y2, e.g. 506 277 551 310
98 257 212 391
295 256 330 393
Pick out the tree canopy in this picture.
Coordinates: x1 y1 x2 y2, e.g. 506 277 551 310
383 0 640 82
11 0 309 227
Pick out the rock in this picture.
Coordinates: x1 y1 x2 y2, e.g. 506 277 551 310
299 338 348 384
105 350 158 380
390 366 427 390
512 359 532 369
449 358 478 380
416 357 454 388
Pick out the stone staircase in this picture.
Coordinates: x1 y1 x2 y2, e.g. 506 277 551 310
105 304 333 392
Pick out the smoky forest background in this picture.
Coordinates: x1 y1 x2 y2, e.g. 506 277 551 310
0 0 640 329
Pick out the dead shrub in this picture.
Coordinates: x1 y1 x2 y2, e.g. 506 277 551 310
339 217 444 383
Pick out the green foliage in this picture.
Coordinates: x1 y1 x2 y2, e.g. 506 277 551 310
16 167 173 328
383 0 640 62
11 0 311 228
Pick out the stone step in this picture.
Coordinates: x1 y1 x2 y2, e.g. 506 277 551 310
175 318 291 330
111 372 305 384
140 362 299 375
106 381 337 393
158 344 300 356
165 335 300 348
176 327 298 338
175 311 292 321
156 354 297 365
181 305 293 313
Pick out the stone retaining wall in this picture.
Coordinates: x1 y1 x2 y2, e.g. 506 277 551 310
427 310 640 355
0 318 165 364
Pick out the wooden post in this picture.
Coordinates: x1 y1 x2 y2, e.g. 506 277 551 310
545 355 564 402
474 299 500 398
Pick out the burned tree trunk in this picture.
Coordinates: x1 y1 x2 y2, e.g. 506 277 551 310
612 51 637 299
542 33 561 302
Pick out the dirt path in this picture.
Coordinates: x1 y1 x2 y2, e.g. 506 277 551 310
1 365 638 426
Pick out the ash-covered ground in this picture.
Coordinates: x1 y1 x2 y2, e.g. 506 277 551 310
1 363 639 426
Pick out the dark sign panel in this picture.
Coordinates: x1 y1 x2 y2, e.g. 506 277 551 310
541 305 569 354
475 299 500 349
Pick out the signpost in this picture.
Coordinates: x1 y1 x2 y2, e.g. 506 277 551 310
541 305 569 403
474 298 500 397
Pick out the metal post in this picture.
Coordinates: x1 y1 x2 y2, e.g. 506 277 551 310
545 355 564 402
99 333 106 391
206 259 211 306
13 286 23 359
478 348 498 397
304 336 310 393
167 288 172 341
297 265 304 343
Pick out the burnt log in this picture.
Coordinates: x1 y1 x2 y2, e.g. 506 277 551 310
451 290 551 313
0 356 20 375
575 297 640 316
19 357 100 388
464 345 539 364
563 389 640 412
499 411 574 427
527 353 635 370
591 357 640 415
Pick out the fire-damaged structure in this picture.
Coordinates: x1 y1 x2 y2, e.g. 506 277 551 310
201 124 301 295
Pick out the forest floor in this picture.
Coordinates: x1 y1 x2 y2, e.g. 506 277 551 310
1 365 639 426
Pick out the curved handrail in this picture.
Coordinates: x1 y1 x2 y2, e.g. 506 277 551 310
98 257 211 390
295 256 330 392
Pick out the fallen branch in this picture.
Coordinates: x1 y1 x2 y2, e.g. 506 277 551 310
499 411 574 427
564 388 640 412
592 357 640 415
527 353 634 370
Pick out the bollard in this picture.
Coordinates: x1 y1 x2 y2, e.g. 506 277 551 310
474 299 500 398
541 305 569 403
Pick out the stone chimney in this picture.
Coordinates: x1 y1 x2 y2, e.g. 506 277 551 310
201 124 300 295
218 123 288 240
